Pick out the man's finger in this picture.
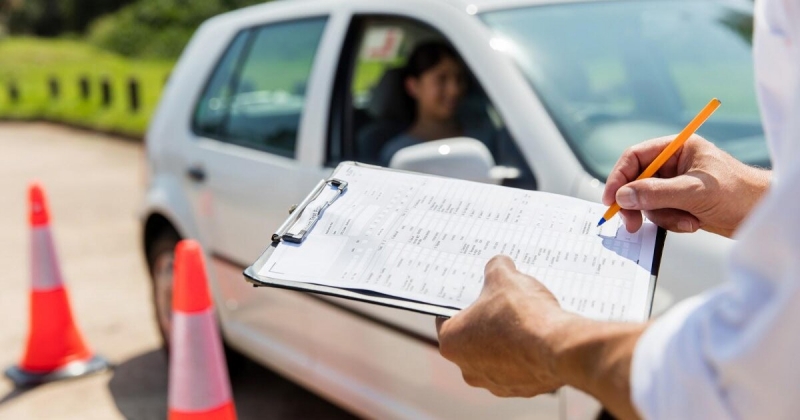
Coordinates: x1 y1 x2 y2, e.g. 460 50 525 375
489 387 514 398
620 209 643 233
436 315 461 361
462 372 485 388
603 137 676 205
435 316 447 335
617 175 703 212
643 209 700 233
483 255 516 288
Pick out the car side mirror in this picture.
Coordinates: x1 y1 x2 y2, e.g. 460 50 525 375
388 137 520 184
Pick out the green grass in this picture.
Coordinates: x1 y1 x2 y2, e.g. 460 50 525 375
0 37 174 138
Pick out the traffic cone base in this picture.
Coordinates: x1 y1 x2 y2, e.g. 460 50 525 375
5 354 110 388
20 288 92 372
169 402 237 420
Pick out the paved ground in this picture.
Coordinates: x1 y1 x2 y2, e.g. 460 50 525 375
0 123 354 419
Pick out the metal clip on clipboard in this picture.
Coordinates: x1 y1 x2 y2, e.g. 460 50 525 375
271 178 348 244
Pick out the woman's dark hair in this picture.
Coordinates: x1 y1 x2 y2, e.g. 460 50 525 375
404 41 462 79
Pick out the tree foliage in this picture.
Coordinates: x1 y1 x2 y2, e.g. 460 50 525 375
6 0 137 36
88 0 268 59
3 0 268 59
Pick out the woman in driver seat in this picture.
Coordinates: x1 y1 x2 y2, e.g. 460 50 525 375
380 42 470 166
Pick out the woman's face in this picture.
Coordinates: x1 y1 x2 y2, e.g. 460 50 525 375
406 56 466 121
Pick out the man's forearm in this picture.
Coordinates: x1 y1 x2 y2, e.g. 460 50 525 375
739 166 772 218
547 316 647 419
710 164 771 238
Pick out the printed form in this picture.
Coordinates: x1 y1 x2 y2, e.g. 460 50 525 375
260 165 660 322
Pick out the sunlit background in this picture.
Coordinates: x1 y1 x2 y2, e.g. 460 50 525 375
0 0 265 137
0 1 770 418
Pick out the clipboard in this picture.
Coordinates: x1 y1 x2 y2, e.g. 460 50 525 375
244 162 667 319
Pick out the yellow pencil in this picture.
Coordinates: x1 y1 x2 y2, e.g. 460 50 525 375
597 98 722 227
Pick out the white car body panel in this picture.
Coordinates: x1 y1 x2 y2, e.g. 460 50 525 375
142 0 748 418
140 175 196 240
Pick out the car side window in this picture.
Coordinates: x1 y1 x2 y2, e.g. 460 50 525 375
329 17 536 189
193 17 327 158
194 31 250 138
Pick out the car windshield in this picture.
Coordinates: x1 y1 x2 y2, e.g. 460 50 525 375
482 1 769 180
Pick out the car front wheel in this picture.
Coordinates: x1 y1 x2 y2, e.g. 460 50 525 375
145 228 247 374
146 229 180 349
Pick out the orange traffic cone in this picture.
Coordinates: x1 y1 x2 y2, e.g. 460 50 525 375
5 183 110 387
168 240 236 420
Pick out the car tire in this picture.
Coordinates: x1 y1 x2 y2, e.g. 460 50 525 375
146 229 180 350
145 228 247 376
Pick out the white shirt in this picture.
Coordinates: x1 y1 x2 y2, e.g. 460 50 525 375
631 0 800 418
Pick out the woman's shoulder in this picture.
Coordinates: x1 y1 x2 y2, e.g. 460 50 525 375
386 133 422 150
380 133 423 166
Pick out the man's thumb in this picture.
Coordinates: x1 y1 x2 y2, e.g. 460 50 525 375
616 176 701 212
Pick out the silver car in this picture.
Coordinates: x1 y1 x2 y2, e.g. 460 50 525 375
142 0 765 417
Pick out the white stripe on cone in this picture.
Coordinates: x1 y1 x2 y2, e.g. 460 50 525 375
168 308 232 412
30 227 64 292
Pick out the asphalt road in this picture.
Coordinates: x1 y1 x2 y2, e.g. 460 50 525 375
0 123 355 420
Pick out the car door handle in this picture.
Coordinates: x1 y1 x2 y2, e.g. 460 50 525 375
186 165 206 183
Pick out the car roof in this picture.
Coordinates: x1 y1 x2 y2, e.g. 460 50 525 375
283 0 602 13
217 0 752 31
213 0 583 29
439 0 598 13
438 0 751 13
272 0 750 15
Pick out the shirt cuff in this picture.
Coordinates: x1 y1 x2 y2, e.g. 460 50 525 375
630 294 709 419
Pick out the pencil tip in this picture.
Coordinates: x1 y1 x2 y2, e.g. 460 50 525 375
597 218 606 227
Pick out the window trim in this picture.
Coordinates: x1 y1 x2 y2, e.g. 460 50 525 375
326 16 365 166
191 15 330 160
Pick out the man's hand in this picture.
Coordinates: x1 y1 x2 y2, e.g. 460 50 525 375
603 135 771 237
436 256 572 397
437 256 646 419
436 255 570 397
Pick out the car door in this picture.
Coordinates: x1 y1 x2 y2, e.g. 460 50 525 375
317 12 564 418
186 16 332 325
324 14 539 342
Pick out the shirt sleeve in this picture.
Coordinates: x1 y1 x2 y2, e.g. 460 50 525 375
631 1 800 417
631 194 800 418
630 258 800 419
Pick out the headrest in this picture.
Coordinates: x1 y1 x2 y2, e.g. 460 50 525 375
366 67 413 122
